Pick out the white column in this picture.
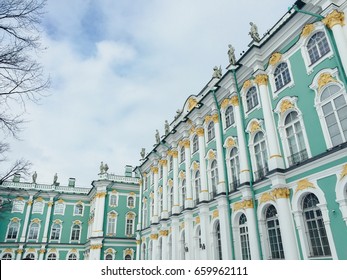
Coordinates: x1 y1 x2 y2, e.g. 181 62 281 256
183 139 193 208
323 10 347 73
42 198 54 243
196 127 209 201
151 166 159 224
245 201 261 259
255 74 284 171
171 149 180 214
198 204 211 259
89 240 103 260
184 212 194 259
272 188 299 259
16 247 23 260
232 97 250 184
160 228 169 260
137 178 143 231
216 197 232 259
161 159 169 219
39 247 46 260
92 180 108 237
293 210 308 259
136 239 141 260
20 195 33 242
212 113 227 194
171 217 180 259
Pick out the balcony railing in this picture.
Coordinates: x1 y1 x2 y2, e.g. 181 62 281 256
288 149 308 166
254 165 268 181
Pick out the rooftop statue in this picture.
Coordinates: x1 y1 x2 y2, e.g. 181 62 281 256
140 148 146 159
165 120 170 135
32 171 37 184
100 161 105 174
53 173 58 184
212 66 222 79
155 129 160 144
249 22 261 42
228 44 236 65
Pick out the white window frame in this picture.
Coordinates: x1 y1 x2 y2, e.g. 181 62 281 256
127 195 135 209
67 252 78 260
180 145 185 163
73 203 84 216
192 134 199 154
206 121 215 142
12 199 25 213
32 201 44 214
24 252 37 260
50 222 62 242
5 219 20 241
1 253 13 260
125 213 135 236
107 211 118 236
70 223 81 243
268 58 295 98
27 222 40 242
242 86 260 116
109 193 118 207
54 202 65 215
46 252 58 260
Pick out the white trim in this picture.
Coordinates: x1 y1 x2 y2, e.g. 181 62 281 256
11 199 25 213
241 84 261 118
106 211 118 236
32 201 44 214
268 58 295 98
73 203 84 216
336 171 347 226
69 222 82 243
53 202 65 215
5 218 21 242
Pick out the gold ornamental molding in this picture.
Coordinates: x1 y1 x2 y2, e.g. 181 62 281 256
249 120 261 133
127 212 135 219
255 74 269 86
341 164 347 180
179 171 186 179
205 115 212 123
208 150 216 160
48 248 57 253
73 220 82 225
318 73 337 90
259 192 275 205
221 98 230 109
143 172 147 177
70 248 77 253
141 237 146 242
96 192 106 198
27 248 36 253
322 10 345 29
212 210 219 218
269 52 282 66
301 23 315 37
136 240 141 245
233 199 254 212
47 201 54 207
212 114 219 123
151 166 159 174
243 80 252 90
159 159 168 167
158 186 163 194
57 198 64 203
53 219 63 224
168 150 178 158
159 230 169 236
150 234 158 240
193 161 200 171
150 192 154 199
39 249 46 254
280 100 294 114
230 96 239 106
27 200 33 206
196 127 204 136
129 192 135 196
16 249 23 254
105 248 114 254
226 138 236 149
125 249 133 256
195 216 200 224
295 179 316 194
4 248 13 253
168 179 173 187
90 244 103 250
35 197 44 202
187 97 198 111
31 218 40 224
272 188 290 199
11 217 19 223
138 179 143 186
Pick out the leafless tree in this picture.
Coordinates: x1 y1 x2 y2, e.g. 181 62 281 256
0 0 49 182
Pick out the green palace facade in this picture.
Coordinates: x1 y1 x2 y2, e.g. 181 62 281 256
1 0 347 260
136 0 347 260
0 165 140 260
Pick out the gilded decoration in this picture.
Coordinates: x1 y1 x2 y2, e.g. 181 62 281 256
226 138 236 149
73 220 82 225
244 199 254 209
230 96 239 106
39 249 46 254
27 200 33 206
180 222 185 229
272 188 290 199
179 171 186 179
16 249 23 254
243 80 252 90
212 114 219 123
322 10 345 29
221 98 230 109
196 127 204 136
341 164 347 179
208 150 216 160
150 192 154 199
127 212 135 219
53 219 62 224
57 198 64 204
129 192 135 196
32 218 40 223
76 200 83 205
269 52 282 66
48 248 57 253
249 120 261 133
195 216 200 224
35 197 43 202
159 159 167 167
318 73 337 90
159 186 163 193
150 234 158 240
125 249 133 255
193 161 200 171
4 248 13 253
159 230 169 236
138 179 143 186
301 24 315 37
151 166 159 174
91 244 102 250
280 100 294 114
233 199 254 212
259 192 274 205
212 210 219 218
295 179 315 193
105 248 114 254
168 179 173 187
47 201 53 207
71 249 77 253
168 150 178 158
96 192 106 198
11 217 19 223
187 97 198 111
136 240 141 245
112 190 118 193
143 172 147 177
255 74 269 86
142 237 146 242
27 248 36 253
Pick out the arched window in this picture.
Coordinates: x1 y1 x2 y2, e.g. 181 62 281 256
239 214 251 260
207 122 215 141
180 179 186 208
254 132 268 180
320 84 347 146
274 62 291 91
192 135 199 153
71 224 81 241
266 205 284 259
229 148 240 190
285 111 308 166
246 87 258 112
194 170 201 202
307 32 330 65
2 253 12 260
127 196 135 208
74 204 83 215
68 253 77 260
47 253 57 260
124 254 132 260
107 212 117 235
28 223 39 240
105 254 113 260
225 106 235 128
215 221 222 260
126 214 135 236
180 146 185 163
50 223 61 240
7 221 19 240
211 160 218 196
25 253 35 260
302 193 331 257
158 192 162 214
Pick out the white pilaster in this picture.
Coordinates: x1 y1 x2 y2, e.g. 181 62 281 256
42 198 54 243
216 197 233 259
172 149 180 214
245 205 261 259
39 247 46 260
171 217 180 259
89 238 103 260
161 159 169 219
197 127 209 201
255 74 284 171
183 139 193 208
20 195 33 242
16 247 23 260
92 180 108 237
198 204 211 259
184 212 194 259
152 165 159 224
137 178 143 231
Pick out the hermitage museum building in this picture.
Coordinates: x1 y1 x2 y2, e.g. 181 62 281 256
1 0 347 260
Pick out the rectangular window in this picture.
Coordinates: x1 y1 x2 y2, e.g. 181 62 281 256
54 203 65 215
12 200 24 212
126 219 134 235
32 201 44 213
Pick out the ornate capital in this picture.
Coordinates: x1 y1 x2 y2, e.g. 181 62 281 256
91 244 103 250
230 96 239 106
195 216 200 224
255 74 268 86
269 52 282 66
295 179 315 194
151 166 159 174
318 73 337 90
47 201 54 207
212 114 219 123
179 139 190 148
323 10 345 29
243 80 252 90
221 98 230 109
150 234 158 240
159 230 169 236
27 200 33 206
301 24 315 37
168 150 178 158
341 164 347 180
272 188 290 199
96 192 106 198
196 127 204 136
39 249 46 254
16 249 23 254
136 240 141 245
259 192 275 205
212 210 219 218
159 159 167 167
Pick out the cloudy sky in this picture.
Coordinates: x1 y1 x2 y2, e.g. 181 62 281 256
7 0 294 187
